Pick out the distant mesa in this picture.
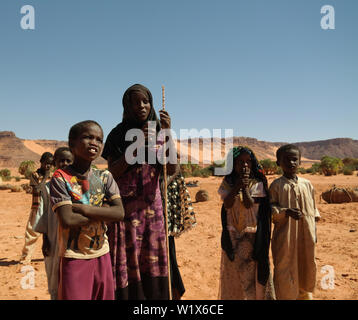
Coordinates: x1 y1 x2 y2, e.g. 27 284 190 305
0 131 358 168
0 131 106 167
0 131 16 138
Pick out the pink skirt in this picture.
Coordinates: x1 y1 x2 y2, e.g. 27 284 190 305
58 252 114 300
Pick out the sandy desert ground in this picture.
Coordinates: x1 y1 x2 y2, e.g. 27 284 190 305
0 168 357 300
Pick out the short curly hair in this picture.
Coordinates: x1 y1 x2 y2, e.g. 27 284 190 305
276 144 301 162
39 152 53 163
54 147 72 161
68 120 102 148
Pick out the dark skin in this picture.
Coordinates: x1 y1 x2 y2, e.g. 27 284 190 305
277 149 302 220
108 91 177 180
33 157 54 256
32 158 53 193
42 150 73 257
55 124 125 230
277 149 320 221
223 152 255 210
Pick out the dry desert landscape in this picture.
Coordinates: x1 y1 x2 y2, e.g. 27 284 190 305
0 167 358 300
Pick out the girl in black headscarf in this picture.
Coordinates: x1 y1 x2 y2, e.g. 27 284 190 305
218 146 275 300
102 84 177 300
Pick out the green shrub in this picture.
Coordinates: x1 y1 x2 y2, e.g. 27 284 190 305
24 167 34 179
342 165 354 175
179 161 214 178
306 163 321 175
259 159 279 175
18 160 36 178
180 162 200 177
342 158 358 170
199 167 212 177
320 156 343 176
191 169 202 177
181 171 190 178
206 160 226 176
0 169 12 181
297 167 306 174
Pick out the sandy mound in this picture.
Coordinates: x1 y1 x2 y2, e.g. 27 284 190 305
22 140 53 156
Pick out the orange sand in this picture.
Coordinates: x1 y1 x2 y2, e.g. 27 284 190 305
0 171 357 300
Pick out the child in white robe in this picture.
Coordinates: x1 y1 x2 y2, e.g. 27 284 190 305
269 144 320 300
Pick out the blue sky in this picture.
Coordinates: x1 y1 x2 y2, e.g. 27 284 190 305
0 0 357 143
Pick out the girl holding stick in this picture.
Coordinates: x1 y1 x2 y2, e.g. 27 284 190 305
103 84 177 300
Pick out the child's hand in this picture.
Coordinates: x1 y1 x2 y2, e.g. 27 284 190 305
234 178 244 190
159 110 171 129
72 203 89 216
285 208 303 220
241 167 250 188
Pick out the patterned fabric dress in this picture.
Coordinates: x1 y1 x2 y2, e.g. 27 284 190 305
218 178 275 300
217 146 275 300
161 172 197 298
102 83 172 300
107 164 169 300
166 174 196 237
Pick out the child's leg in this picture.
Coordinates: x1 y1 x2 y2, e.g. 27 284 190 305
93 253 114 300
297 288 313 300
45 255 60 300
255 265 265 300
237 234 256 299
20 209 41 263
58 257 95 300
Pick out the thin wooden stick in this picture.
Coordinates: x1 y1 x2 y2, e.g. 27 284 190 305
162 85 172 300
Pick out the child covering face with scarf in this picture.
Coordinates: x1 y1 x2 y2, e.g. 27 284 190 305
218 146 275 300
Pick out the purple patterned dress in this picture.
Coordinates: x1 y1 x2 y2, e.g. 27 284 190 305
107 163 168 300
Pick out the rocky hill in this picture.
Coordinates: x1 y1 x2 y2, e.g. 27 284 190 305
1 131 358 169
0 131 106 167
294 138 358 159
0 131 40 167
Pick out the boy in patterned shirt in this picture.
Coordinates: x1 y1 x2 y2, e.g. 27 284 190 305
50 120 124 300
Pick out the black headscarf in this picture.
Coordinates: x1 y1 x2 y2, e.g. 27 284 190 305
220 146 272 286
102 84 161 161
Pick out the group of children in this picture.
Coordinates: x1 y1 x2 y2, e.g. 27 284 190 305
18 83 320 300
218 144 320 300
21 123 125 300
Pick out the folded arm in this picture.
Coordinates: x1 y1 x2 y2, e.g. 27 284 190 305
55 204 91 228
72 198 125 222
